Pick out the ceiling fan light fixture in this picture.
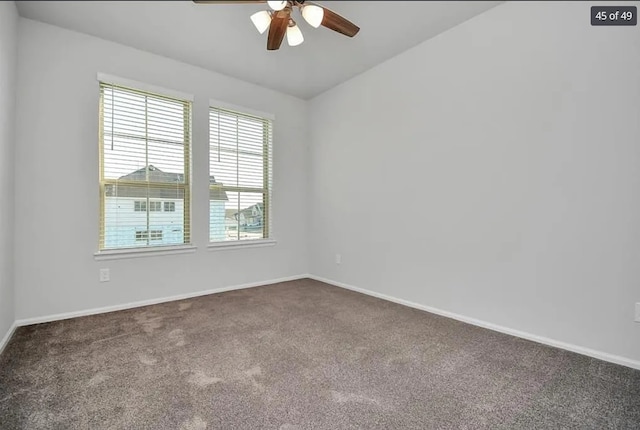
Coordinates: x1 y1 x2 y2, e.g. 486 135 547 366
286 22 304 46
250 10 272 34
301 4 324 28
192 0 359 51
267 1 287 11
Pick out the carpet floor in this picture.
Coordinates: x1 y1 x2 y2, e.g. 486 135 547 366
0 279 639 429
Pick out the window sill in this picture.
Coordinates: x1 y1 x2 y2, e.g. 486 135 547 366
94 244 197 261
207 239 277 251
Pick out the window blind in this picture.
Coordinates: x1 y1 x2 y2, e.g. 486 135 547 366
99 82 192 250
209 107 273 242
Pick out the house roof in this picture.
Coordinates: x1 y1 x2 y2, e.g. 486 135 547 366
225 202 264 220
237 202 263 216
105 165 228 200
117 164 185 183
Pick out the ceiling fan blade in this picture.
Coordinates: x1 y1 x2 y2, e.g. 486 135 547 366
267 9 290 50
192 0 265 4
318 5 360 37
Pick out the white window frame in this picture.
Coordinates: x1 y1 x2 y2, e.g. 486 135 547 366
94 74 196 260
207 99 276 251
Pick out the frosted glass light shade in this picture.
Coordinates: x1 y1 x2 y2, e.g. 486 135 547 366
250 11 271 34
267 1 287 11
286 24 304 46
302 4 324 28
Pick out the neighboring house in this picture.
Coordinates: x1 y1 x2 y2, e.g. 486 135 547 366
222 204 265 240
103 165 227 248
234 202 264 229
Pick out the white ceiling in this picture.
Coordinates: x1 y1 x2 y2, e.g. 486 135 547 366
16 0 501 99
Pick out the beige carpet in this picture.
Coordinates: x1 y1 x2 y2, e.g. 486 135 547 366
1 279 639 429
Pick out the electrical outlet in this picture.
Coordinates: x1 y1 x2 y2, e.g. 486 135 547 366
335 254 341 265
99 268 110 282
635 303 640 322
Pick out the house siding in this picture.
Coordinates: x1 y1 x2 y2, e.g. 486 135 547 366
104 197 226 248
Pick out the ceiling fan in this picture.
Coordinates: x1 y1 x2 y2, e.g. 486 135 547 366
193 0 360 50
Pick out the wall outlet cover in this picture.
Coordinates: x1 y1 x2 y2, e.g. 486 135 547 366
99 268 110 282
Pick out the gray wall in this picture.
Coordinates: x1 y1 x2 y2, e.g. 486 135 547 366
309 1 640 363
0 1 18 346
14 19 309 320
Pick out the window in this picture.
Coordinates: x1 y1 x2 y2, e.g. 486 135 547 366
99 82 191 250
135 230 163 242
164 202 175 212
135 230 147 242
134 201 146 212
209 107 272 242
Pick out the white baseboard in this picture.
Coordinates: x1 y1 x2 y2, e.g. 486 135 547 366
0 321 18 356
14 274 308 327
308 275 640 371
8 273 640 371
